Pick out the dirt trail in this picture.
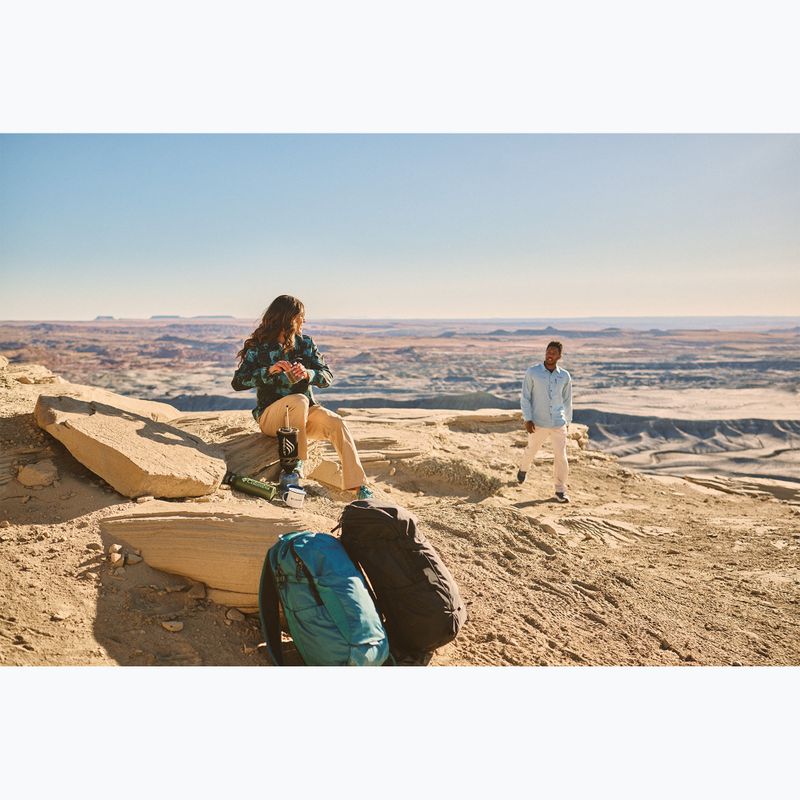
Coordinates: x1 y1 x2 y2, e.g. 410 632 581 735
2 368 799 666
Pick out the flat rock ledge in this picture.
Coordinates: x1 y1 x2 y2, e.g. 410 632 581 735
35 392 226 498
100 500 335 611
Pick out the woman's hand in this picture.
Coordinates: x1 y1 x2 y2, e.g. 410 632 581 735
289 362 309 382
268 360 293 376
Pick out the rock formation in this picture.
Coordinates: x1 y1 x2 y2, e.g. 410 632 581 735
34 392 226 498
169 411 324 482
100 500 334 611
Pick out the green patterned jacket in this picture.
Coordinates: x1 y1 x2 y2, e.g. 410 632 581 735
231 334 333 422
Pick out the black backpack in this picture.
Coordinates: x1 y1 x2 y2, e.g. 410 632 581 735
337 499 467 664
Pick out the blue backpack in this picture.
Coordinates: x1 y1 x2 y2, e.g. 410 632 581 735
258 531 390 667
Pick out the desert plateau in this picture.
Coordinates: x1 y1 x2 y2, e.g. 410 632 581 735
1 318 798 667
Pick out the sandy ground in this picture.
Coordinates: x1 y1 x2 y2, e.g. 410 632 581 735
2 372 799 667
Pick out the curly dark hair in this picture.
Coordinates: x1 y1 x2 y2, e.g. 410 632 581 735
546 340 563 354
236 295 305 362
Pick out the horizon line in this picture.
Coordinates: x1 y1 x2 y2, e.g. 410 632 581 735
3 314 800 323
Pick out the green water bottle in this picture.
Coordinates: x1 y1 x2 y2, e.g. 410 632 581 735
223 471 277 501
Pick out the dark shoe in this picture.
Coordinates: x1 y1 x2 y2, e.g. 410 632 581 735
555 492 570 503
516 470 527 484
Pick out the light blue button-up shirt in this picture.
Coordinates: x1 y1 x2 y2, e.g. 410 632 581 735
520 362 573 428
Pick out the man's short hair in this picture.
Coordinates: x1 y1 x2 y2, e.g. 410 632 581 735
546 340 563 354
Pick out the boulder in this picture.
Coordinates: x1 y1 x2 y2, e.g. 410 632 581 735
7 363 64 385
568 423 589 449
34 393 226 498
309 458 344 489
16 459 58 488
99 500 335 612
170 411 322 481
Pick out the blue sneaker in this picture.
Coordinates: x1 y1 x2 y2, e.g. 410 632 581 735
516 470 527 484
356 484 373 500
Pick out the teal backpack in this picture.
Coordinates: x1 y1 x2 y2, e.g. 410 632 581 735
258 531 390 667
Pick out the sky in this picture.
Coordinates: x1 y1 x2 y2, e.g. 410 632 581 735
1 134 798 320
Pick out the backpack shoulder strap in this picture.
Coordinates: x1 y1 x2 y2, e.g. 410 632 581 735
258 549 284 666
289 539 352 644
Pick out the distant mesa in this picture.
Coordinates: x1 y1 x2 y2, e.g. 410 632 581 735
484 327 620 339
151 315 182 319
349 351 379 363
191 315 235 319
94 315 115 321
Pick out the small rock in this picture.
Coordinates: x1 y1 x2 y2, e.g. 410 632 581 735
50 609 72 621
161 621 184 633
226 608 246 623
416 491 425 497
0 520 10 529
77 520 89 529
17 460 58 488
384 486 392 493
135 495 154 504
109 552 124 567
108 543 122 554
165 584 186 593
126 553 143 565
187 581 206 600
86 542 102 551
113 567 126 577
20 496 31 504
388 467 397 476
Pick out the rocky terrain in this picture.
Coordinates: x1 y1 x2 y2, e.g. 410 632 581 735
2 356 799 667
2 317 799 482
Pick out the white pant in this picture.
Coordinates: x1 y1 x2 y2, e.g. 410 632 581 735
518 425 569 493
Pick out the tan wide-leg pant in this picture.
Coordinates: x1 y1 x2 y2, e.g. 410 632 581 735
258 394 367 490
518 425 569 493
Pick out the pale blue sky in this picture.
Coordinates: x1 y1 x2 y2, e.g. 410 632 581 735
1 134 798 320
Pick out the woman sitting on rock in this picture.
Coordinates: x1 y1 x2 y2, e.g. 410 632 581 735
231 294 372 499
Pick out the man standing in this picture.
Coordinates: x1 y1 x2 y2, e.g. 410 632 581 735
517 340 573 503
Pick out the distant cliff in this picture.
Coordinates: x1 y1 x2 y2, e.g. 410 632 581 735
154 390 518 412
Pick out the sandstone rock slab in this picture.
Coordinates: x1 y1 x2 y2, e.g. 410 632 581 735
47 383 181 423
170 411 322 482
35 393 226 498
99 500 335 612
